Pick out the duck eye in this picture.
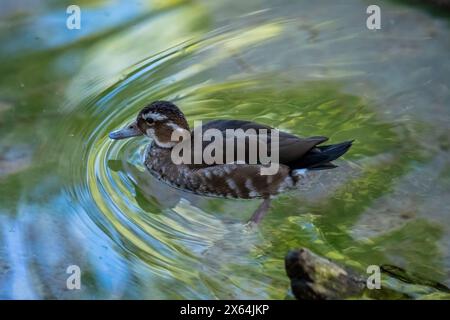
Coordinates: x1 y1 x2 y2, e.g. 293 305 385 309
145 118 154 125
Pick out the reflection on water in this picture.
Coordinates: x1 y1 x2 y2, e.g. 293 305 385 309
1 0 450 299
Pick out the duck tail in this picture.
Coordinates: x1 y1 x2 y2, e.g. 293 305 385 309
291 140 354 171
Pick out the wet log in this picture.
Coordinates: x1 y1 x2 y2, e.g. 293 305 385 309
402 0 450 10
420 0 450 9
285 248 366 300
285 248 450 300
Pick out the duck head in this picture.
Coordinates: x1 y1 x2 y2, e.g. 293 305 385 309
109 101 189 148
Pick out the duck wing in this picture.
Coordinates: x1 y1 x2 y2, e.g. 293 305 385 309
186 119 328 167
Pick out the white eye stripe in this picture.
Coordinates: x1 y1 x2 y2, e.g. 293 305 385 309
143 112 168 121
166 122 181 130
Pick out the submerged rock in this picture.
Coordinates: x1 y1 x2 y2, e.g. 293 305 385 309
0 145 33 179
285 248 366 300
285 248 450 299
421 0 450 9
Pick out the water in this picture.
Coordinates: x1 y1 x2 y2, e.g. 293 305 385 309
0 0 449 299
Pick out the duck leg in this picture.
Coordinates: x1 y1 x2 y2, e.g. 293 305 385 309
248 198 271 224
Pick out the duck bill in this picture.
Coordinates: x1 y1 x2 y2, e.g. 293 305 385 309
109 121 143 140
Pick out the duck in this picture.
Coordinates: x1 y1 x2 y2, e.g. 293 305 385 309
109 100 353 224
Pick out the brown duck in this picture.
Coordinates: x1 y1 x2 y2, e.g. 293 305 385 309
109 101 353 223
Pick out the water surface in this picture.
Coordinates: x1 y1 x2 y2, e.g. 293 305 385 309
1 0 450 299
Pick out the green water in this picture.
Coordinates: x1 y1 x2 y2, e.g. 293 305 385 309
1 0 450 299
